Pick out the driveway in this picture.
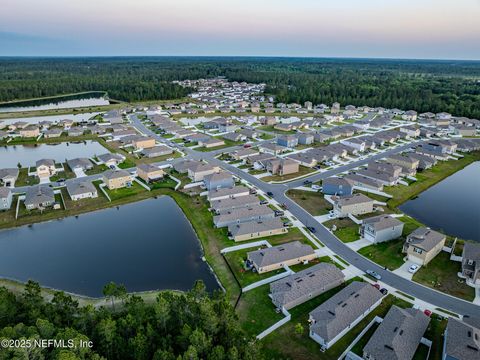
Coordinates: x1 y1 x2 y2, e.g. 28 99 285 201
392 260 420 280
346 238 372 251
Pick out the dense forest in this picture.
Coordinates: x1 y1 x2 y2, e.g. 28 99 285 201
0 281 261 360
0 57 479 118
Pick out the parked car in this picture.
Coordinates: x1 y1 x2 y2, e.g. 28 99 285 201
372 283 381 290
243 144 252 148
408 264 419 273
366 270 381 280
166 157 174 161
424 310 432 317
307 226 316 233
311 184 322 191
109 165 116 169
266 191 274 197
303 180 312 185
260 200 268 205
249 188 257 194
280 203 287 209
380 288 388 295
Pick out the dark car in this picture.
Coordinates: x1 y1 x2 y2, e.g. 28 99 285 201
380 288 388 295
307 226 316 233
259 200 268 205
266 191 274 197
303 180 312 185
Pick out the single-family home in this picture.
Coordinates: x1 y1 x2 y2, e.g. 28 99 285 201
0 168 19 187
258 143 288 155
187 163 220 182
402 110 418 121
19 125 40 138
399 125 421 138
452 125 477 137
213 204 275 228
277 135 299 148
341 138 366 152
333 193 375 217
343 174 384 192
207 186 250 202
203 171 234 190
408 153 437 170
403 227 446 265
265 158 299 176
67 158 93 172
141 145 173 158
461 243 480 285
309 281 383 349
230 148 260 161
66 181 98 201
368 162 402 179
97 153 125 167
102 169 132 190
36 159 56 178
210 194 259 214
360 215 404 243
68 127 84 137
363 306 430 360
0 187 13 210
24 185 55 210
443 317 480 360
385 154 420 176
136 164 165 183
132 136 156 150
270 263 344 310
201 137 225 148
322 177 354 196
222 132 245 142
228 218 287 242
247 241 316 274
43 128 63 138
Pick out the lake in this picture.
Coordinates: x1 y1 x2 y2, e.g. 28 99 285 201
0 112 100 126
0 196 219 297
0 96 110 113
400 161 480 242
0 140 109 168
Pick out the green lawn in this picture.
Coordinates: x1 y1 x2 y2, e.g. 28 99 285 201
350 322 380 356
358 238 405 270
413 252 475 301
286 189 333 216
324 218 360 243
15 168 39 186
104 182 147 201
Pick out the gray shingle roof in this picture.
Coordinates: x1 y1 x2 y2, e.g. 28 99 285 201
248 241 315 268
334 193 374 207
406 227 446 252
270 263 344 308
362 215 404 231
24 186 55 208
211 194 259 212
363 306 430 360
66 181 97 197
228 218 284 237
309 281 383 343
445 316 480 360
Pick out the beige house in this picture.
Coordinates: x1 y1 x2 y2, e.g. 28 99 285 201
385 154 420 176
187 163 220 182
403 227 446 265
136 164 165 183
247 241 316 274
265 158 299 176
102 169 132 190
133 137 156 150
36 159 56 178
20 125 40 138
228 218 287 242
333 193 375 217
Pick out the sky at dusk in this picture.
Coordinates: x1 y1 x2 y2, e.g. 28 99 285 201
1 0 479 59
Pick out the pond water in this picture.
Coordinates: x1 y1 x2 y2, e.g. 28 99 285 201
0 112 100 126
399 161 480 242
0 140 108 168
0 196 219 297
0 97 110 113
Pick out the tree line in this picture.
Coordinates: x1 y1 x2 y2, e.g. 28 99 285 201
0 57 479 118
0 280 262 360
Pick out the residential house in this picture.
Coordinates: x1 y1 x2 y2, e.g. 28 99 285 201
132 136 156 150
402 110 418 121
443 316 480 360
43 128 63 138
333 193 375 217
399 125 421 138
187 163 220 182
258 143 288 155
67 158 93 172
343 174 384 192
0 168 19 187
222 132 245 142
19 125 40 138
368 162 402 179
297 132 314 145
36 159 56 178
141 145 173 158
363 306 430 360
265 158 299 176
452 125 476 137
360 215 404 243
341 138 366 152
24 185 55 210
247 241 316 274
0 187 13 210
213 204 275 228
97 153 125 167
136 163 165 183
461 243 480 285
277 134 299 148
356 169 400 186
207 186 250 201
385 154 420 176
309 281 383 349
403 227 446 265
259 116 276 126
322 177 354 196
230 148 259 161
408 153 437 170
68 127 84 137
201 138 225 148
270 263 344 310
102 169 132 190
203 171 234 190
66 181 98 201
228 218 287 242
210 194 259 214
274 123 294 132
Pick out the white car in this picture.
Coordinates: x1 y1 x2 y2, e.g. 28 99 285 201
311 185 322 191
408 264 419 273
166 157 174 161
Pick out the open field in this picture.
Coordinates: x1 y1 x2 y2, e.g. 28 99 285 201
358 238 405 270
324 218 360 243
286 189 333 216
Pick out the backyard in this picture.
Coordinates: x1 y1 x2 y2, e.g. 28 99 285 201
286 189 333 216
324 218 360 243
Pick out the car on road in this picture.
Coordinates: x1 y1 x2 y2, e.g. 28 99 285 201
303 180 312 185
366 270 382 280
280 203 287 209
307 226 316 233
259 200 268 205
243 144 252 148
266 191 274 197
408 264 419 273
109 165 116 170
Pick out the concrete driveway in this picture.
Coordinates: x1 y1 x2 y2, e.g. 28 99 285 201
392 260 420 280
346 238 372 251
